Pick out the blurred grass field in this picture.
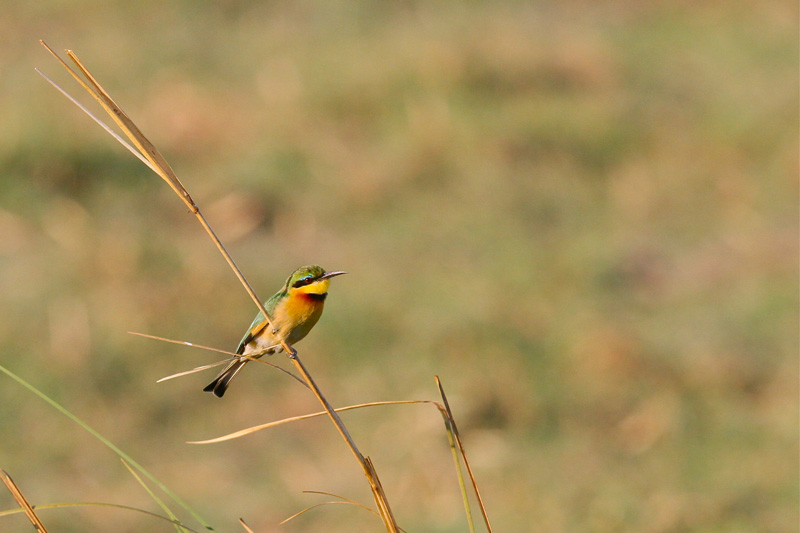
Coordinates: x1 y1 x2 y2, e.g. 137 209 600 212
1 1 798 531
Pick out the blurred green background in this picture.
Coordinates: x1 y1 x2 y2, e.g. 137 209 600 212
1 1 797 531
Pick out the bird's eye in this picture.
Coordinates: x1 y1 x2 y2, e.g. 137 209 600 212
293 276 314 288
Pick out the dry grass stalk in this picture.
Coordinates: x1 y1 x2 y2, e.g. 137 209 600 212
39 41 398 531
128 331 308 387
280 491 382 525
190 386 494 532
1 469 48 532
237 518 255 532
188 400 428 444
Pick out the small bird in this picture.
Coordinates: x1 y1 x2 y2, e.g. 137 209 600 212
204 265 346 397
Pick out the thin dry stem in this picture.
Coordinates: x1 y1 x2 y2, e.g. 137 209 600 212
38 41 275 338
128 331 307 387
188 400 427 444
1 469 49 532
40 41 398 531
238 518 255 533
286 353 398 531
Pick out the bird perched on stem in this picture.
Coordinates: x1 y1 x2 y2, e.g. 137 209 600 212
204 265 346 397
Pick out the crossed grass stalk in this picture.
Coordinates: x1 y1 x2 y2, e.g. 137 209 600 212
1 41 492 532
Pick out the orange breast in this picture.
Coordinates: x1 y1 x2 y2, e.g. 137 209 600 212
281 291 326 344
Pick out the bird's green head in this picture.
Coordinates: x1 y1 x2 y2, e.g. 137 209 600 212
285 265 347 297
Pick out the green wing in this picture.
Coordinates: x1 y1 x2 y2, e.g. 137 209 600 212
235 291 283 354
236 312 269 354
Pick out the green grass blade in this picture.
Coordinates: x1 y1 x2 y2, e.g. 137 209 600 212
121 459 187 533
436 376 492 532
435 403 475 533
0 501 199 530
0 363 215 531
443 413 475 532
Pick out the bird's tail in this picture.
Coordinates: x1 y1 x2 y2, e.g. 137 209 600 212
203 358 248 398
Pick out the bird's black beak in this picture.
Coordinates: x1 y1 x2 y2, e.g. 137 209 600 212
319 270 347 280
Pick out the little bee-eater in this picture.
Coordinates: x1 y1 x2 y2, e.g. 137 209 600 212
204 265 346 397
